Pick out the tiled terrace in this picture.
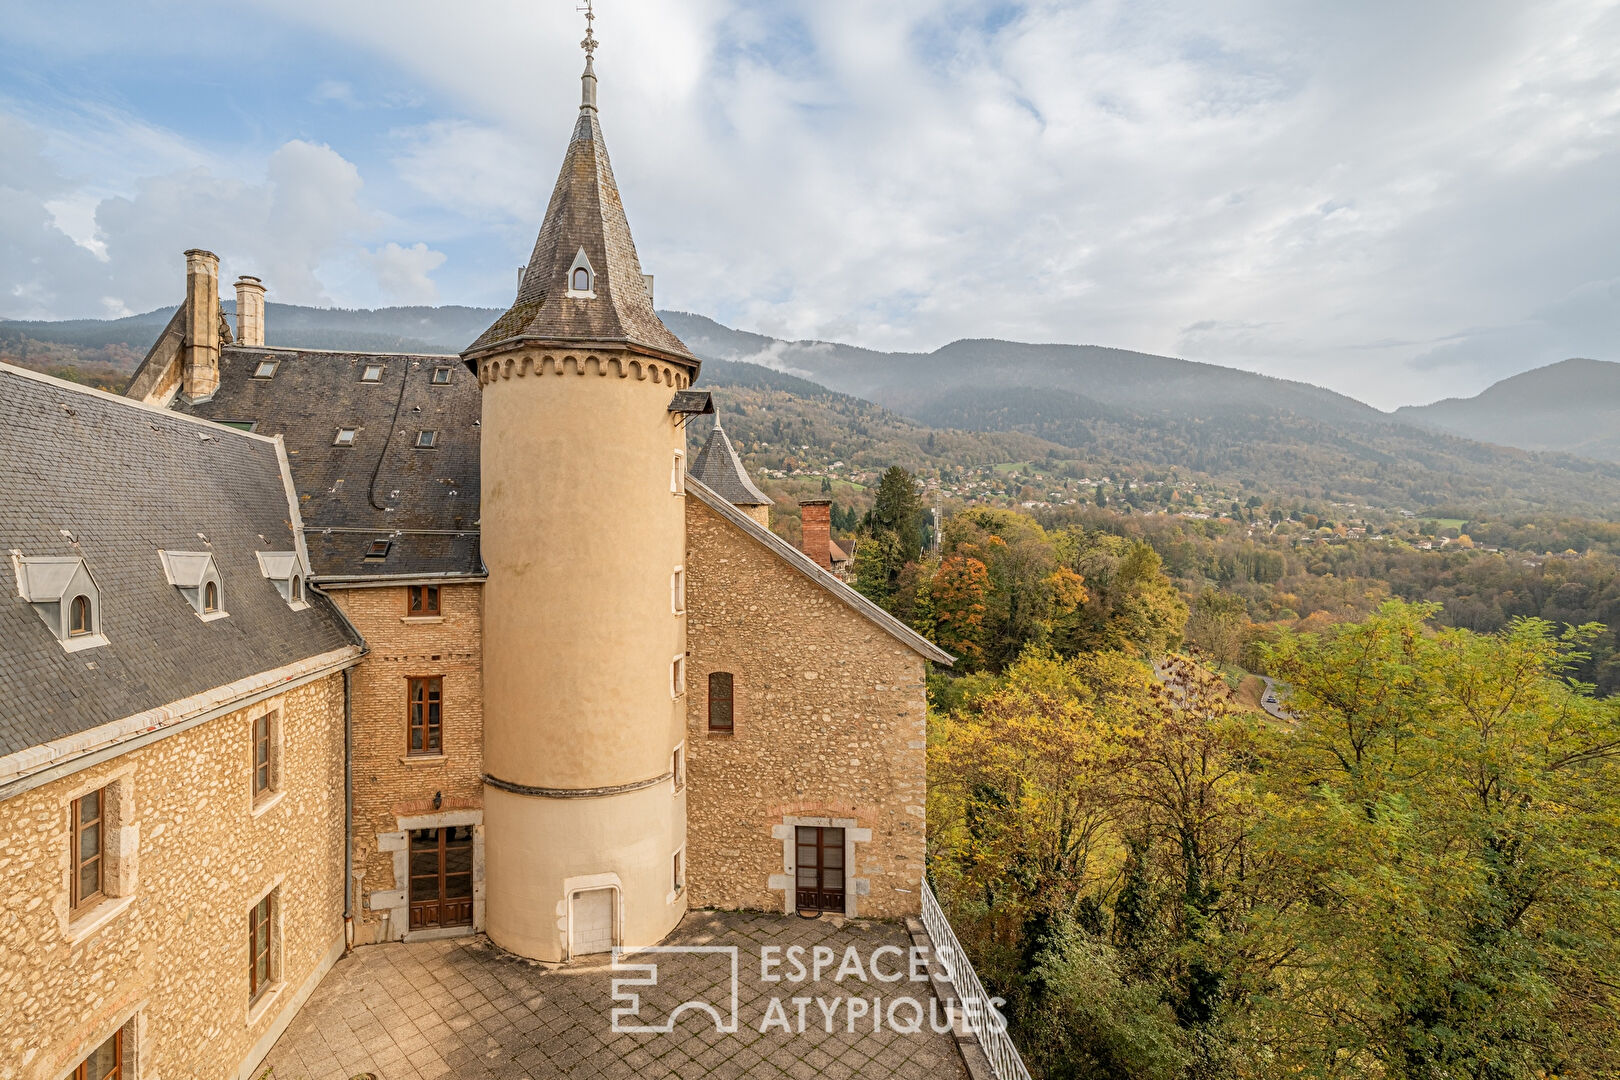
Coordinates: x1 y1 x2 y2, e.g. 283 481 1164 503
259 911 971 1080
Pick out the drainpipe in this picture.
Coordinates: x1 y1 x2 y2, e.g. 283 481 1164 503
343 665 355 953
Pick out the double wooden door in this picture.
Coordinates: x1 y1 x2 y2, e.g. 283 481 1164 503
409 825 473 930
795 826 846 914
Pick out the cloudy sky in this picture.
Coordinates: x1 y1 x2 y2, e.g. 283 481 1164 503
1 0 1617 409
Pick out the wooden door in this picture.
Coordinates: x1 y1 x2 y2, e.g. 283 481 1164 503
408 826 474 930
795 826 846 914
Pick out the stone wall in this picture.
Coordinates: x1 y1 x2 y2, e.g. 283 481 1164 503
684 497 930 919
0 672 347 1080
331 582 485 943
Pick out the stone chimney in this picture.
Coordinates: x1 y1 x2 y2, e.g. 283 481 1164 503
182 249 221 403
234 275 266 347
800 499 833 571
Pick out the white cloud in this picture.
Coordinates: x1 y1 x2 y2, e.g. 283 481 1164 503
364 241 447 305
4 0 1620 408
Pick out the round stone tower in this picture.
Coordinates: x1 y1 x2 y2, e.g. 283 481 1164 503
463 19 700 962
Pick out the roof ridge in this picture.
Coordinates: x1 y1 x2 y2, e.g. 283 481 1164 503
222 345 459 360
0 360 284 448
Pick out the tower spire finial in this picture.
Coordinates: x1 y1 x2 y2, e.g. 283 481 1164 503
578 0 599 111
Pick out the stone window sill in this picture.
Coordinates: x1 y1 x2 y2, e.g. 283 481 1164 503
68 893 135 948
399 754 448 767
401 616 444 624
250 789 286 818
62 633 110 654
197 610 230 623
705 730 735 738
246 982 285 1028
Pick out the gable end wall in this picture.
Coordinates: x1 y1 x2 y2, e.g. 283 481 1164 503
684 497 927 918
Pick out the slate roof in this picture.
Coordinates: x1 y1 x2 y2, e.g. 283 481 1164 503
176 346 483 581
0 363 359 760
691 421 773 507
464 56 698 368
688 479 953 665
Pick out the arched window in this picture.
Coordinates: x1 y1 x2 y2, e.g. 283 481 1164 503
204 581 218 613
69 595 91 637
291 576 303 602
573 267 591 292
708 672 734 733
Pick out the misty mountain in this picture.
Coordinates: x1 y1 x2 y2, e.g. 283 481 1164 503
9 304 1620 517
1395 359 1620 462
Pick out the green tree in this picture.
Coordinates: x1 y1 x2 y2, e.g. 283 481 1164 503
1251 601 1620 1078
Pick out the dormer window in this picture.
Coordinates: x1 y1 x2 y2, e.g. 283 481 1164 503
159 551 226 621
69 595 92 636
566 248 596 298
12 554 107 652
361 364 385 382
335 428 358 447
431 366 452 385
252 360 279 379
257 552 311 609
416 430 438 449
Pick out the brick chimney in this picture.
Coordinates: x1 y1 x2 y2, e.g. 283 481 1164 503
234 275 266 347
182 249 221 403
800 499 833 571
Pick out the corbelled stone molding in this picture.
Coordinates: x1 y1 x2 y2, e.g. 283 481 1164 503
478 352 690 389
482 771 674 799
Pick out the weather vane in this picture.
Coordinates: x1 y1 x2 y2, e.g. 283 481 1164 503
579 0 598 58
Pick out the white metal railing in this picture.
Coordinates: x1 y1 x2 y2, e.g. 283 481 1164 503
921 880 1034 1080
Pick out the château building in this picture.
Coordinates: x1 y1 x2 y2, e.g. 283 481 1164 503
0 23 948 1080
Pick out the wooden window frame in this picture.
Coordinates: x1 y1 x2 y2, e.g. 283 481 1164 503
334 428 358 447
252 360 278 379
672 450 686 495
795 826 847 914
671 655 686 699
69 594 92 637
707 672 735 734
407 584 441 617
360 364 385 383
407 676 444 757
72 1027 122 1080
415 430 438 449
251 711 277 801
671 567 686 614
431 366 452 385
203 580 219 613
71 788 105 913
248 891 275 1001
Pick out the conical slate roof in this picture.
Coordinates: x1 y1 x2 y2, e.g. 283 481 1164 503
464 53 697 367
691 421 773 508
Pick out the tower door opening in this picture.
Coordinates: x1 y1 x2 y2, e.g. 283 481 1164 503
409 826 474 931
571 888 616 955
795 826 846 914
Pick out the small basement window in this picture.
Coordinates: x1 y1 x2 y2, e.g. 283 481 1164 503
361 364 385 382
416 430 438 449
431 366 452 385
366 539 393 561
252 360 279 379
334 428 358 446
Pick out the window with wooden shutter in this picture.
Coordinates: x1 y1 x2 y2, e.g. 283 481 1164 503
71 788 105 911
248 891 275 1000
708 672 734 733
408 676 443 755
252 712 274 799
